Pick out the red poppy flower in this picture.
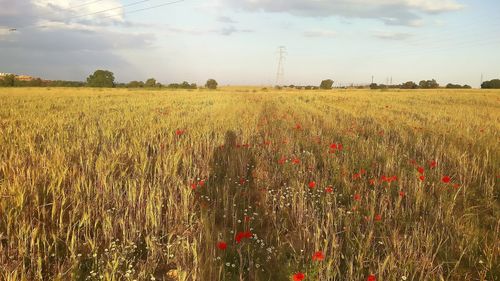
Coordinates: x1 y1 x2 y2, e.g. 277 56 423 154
217 241 227 250
198 180 205 187
429 160 437 169
239 178 246 185
308 181 316 189
453 183 460 189
325 186 333 193
329 143 343 153
175 129 185 136
292 272 305 281
295 124 302 130
399 191 405 197
442 176 451 183
278 157 287 165
367 274 376 281
190 183 197 190
292 158 301 164
419 175 425 181
417 166 425 174
374 214 382 222
352 173 361 180
235 231 252 243
312 251 325 261
369 179 376 185
354 194 361 201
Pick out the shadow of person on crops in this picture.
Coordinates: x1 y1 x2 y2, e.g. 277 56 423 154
196 130 261 279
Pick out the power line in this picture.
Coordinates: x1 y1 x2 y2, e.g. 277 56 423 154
12 0 180 30
68 0 107 9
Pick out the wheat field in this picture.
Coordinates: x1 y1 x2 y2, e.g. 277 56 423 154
0 87 498 281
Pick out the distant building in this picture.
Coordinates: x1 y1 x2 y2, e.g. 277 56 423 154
16 75 34 81
0 72 13 77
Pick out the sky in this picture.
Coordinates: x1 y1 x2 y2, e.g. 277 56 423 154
0 0 499 87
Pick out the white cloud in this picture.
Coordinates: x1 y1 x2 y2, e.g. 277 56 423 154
215 0 463 26
372 31 413 40
33 0 124 24
303 29 337 38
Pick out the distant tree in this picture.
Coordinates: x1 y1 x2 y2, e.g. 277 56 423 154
145 78 157 88
127 81 144 88
0 74 16 87
86 70 115 88
319 79 334 90
446 83 471 89
419 79 439 89
370 83 388 90
481 79 500 89
206 79 218 90
401 81 419 89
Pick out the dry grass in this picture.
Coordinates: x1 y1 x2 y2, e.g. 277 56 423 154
0 87 498 281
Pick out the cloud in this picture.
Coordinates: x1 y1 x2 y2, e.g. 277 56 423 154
303 29 337 38
215 0 464 26
163 25 252 36
217 16 237 23
372 31 413 40
0 0 154 80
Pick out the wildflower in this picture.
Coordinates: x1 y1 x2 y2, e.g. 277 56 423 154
308 181 316 189
292 158 301 164
235 231 252 243
367 274 376 281
442 176 451 183
354 194 361 201
399 191 405 197
429 160 437 169
417 166 424 174
325 186 333 193
419 175 425 181
278 157 287 165
175 129 185 136
292 272 305 281
295 124 302 130
312 251 325 261
217 241 227 250
329 143 343 153
374 214 382 222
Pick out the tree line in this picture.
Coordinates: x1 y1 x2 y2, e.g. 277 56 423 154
370 79 473 90
2 70 500 89
0 70 219 90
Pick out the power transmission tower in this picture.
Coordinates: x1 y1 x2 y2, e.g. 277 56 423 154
275 46 287 86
